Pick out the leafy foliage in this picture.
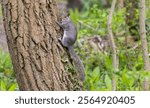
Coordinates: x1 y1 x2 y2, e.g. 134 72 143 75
70 4 126 38
0 49 18 91
70 4 150 91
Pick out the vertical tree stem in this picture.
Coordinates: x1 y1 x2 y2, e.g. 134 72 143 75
107 0 118 91
139 0 150 91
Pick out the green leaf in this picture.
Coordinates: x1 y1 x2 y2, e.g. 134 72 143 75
91 67 100 81
105 75 111 90
8 84 17 91
0 80 7 90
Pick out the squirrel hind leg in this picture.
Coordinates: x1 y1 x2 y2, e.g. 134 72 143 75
62 37 70 47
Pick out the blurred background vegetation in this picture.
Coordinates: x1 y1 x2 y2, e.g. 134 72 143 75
0 0 150 91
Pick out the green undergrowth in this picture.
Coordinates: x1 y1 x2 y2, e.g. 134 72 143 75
0 49 18 91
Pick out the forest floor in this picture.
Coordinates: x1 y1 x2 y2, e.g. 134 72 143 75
0 17 8 52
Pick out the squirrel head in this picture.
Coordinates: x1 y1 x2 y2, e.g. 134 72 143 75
61 16 71 24
59 16 71 29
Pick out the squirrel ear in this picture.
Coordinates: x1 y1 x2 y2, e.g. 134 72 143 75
66 8 70 16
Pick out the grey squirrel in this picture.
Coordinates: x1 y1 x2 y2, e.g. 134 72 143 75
57 16 85 81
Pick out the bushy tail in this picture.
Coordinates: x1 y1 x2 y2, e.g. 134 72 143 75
68 46 85 81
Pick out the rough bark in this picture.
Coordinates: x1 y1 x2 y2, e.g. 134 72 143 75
139 0 150 91
107 0 118 91
2 0 80 91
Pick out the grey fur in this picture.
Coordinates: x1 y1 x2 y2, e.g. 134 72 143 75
57 17 85 81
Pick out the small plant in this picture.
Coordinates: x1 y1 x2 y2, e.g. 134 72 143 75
0 49 18 91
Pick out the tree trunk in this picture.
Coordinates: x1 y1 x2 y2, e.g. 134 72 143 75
2 0 80 91
107 0 118 91
125 0 139 37
102 0 111 8
67 0 83 11
139 0 150 91
118 0 124 9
